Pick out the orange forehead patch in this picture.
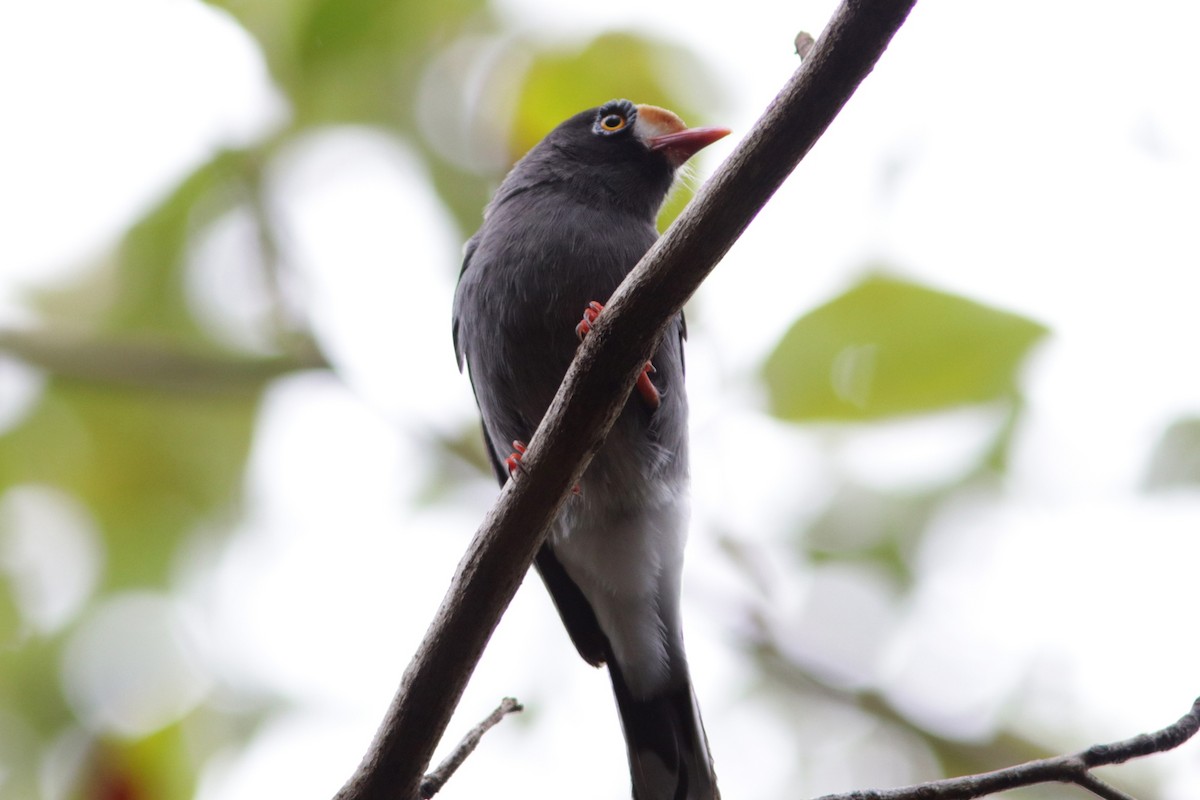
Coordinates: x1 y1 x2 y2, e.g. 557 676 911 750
634 104 687 137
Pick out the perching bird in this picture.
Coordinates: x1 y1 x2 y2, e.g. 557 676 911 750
453 99 729 800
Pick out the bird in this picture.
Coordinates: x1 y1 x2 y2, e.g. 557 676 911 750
452 98 729 800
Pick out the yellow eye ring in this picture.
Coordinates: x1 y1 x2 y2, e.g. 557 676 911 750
599 113 627 132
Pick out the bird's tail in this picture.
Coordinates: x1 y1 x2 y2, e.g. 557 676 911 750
608 658 718 800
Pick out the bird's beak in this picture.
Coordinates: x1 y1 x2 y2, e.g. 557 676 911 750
634 104 731 167
647 126 732 167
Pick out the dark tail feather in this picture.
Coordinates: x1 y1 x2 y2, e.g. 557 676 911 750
608 660 719 800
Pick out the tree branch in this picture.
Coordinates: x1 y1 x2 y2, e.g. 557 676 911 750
333 1 919 798
810 697 1200 800
419 698 523 799
0 328 328 394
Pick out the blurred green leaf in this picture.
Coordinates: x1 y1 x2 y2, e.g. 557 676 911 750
112 154 248 340
0 631 72 740
1143 416 1200 491
412 420 496 505
5 151 281 593
202 0 307 81
804 481 936 587
0 381 258 591
0 575 18 647
75 724 197 800
0 708 41 800
294 0 487 126
763 272 1048 421
37 151 249 345
211 0 489 129
298 0 481 68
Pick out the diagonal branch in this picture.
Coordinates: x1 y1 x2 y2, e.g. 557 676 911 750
810 697 1200 800
333 1 919 798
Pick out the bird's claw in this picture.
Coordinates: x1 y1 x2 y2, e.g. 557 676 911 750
505 440 527 477
575 300 661 410
635 362 660 410
575 301 605 340
505 439 581 495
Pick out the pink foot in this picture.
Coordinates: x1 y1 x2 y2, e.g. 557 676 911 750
575 301 661 410
505 439 580 495
505 440 527 477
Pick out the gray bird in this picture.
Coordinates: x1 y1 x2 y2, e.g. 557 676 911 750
453 99 729 800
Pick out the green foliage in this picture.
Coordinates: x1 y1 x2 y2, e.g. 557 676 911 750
108 153 247 340
0 627 72 738
803 480 940 587
292 0 486 126
0 382 257 591
763 272 1048 422
78 725 198 800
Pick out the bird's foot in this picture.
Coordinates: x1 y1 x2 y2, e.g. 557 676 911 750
505 440 527 477
574 301 606 340
575 301 661 410
504 439 580 495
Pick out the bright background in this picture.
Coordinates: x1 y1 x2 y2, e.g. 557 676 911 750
1 0 1199 798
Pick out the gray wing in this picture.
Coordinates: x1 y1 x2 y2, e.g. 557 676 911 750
451 230 611 666
451 234 479 372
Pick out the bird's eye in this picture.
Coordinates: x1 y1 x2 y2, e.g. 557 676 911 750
599 113 627 132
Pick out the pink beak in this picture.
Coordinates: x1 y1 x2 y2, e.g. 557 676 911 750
647 126 732 167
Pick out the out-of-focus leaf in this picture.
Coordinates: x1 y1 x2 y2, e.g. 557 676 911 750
1143 417 1200 491
38 151 249 345
200 0 299 71
298 0 480 68
658 182 697 235
424 157 496 241
763 273 1048 422
183 688 286 768
0 709 40 800
78 724 196 800
0 577 18 647
293 0 486 126
4 151 277 592
803 482 932 588
207 0 500 233
0 381 258 591
412 421 496 506
0 632 72 738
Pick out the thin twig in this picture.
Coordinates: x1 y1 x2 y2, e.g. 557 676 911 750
1072 772 1137 800
809 698 1200 800
419 698 523 799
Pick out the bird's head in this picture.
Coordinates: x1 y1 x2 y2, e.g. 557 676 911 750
502 99 730 220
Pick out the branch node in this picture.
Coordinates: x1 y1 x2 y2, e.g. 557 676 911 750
795 31 816 59
1072 770 1138 800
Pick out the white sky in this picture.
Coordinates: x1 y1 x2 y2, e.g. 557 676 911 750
2 0 1199 798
